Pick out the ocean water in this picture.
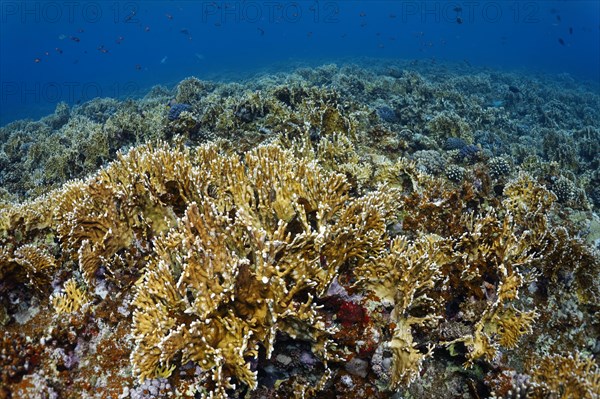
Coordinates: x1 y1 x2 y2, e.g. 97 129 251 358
1 0 599 126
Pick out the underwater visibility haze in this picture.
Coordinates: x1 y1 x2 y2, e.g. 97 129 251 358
1 1 599 123
0 1 600 399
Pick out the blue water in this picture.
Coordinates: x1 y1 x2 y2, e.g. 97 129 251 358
1 1 599 126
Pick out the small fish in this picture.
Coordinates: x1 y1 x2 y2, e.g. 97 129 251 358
70 36 80 42
77 28 84 33
257 27 265 36
307 31 313 38
97 45 109 53
558 37 565 46
55 47 63 54
115 36 124 44
44 51 50 56
161 56 168 64
180 28 190 36
569 27 573 34
135 64 142 70
389 13 396 19
556 15 561 22
124 11 136 22
453 6 462 13
165 13 173 20
456 17 463 24
508 85 520 93
359 11 366 17
34 57 41 63
58 34 67 40
144 26 151 32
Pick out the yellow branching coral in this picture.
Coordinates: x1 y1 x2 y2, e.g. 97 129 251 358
503 172 556 227
453 279 538 367
355 234 451 387
130 143 398 397
55 180 133 287
14 245 56 289
387 319 435 388
439 210 540 367
528 353 600 399
51 278 90 314
313 132 373 190
0 244 56 291
0 192 57 237
494 306 537 348
374 156 436 193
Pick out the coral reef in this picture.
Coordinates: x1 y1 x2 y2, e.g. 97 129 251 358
0 61 599 399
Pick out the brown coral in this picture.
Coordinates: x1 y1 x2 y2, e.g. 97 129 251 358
129 143 398 397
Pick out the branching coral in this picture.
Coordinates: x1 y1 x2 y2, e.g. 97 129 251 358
528 353 600 399
355 234 450 387
0 243 56 292
129 143 398 397
441 212 539 367
51 278 90 314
